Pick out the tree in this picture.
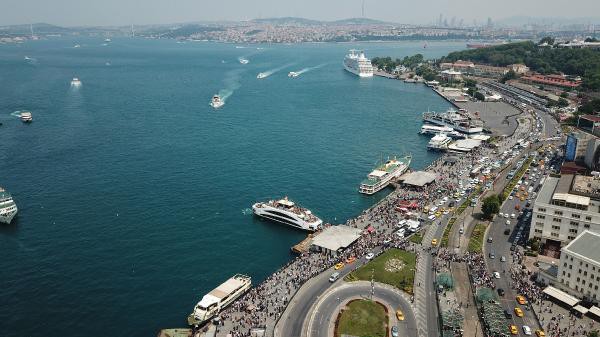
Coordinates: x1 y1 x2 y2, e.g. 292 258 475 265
475 91 486 101
482 195 501 220
539 36 555 45
588 331 599 337
558 97 569 107
585 37 599 43
501 70 517 83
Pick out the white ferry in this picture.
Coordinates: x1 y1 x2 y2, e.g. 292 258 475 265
0 187 18 224
427 133 452 151
420 124 454 135
20 111 33 123
210 95 224 109
422 109 483 134
252 197 322 231
71 77 82 87
359 155 412 195
343 50 373 77
188 274 252 326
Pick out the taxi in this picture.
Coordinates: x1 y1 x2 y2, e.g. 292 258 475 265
516 295 527 304
514 307 524 317
510 325 518 335
396 309 405 321
431 239 438 246
334 262 345 270
345 256 356 264
535 329 546 337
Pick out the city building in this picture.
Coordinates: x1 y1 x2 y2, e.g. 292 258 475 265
471 64 509 78
557 230 600 302
578 115 600 137
565 130 596 162
530 174 600 255
508 63 530 75
440 69 463 82
520 74 582 89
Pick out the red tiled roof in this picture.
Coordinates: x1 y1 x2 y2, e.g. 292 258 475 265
581 114 600 123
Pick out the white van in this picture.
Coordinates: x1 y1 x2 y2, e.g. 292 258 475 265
329 272 340 282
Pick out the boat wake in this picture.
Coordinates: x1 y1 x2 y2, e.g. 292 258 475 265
10 110 24 118
291 63 327 76
257 63 294 79
24 56 38 65
218 68 244 103
241 208 253 215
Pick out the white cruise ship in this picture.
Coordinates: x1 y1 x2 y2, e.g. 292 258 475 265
427 133 452 151
188 274 251 326
359 155 412 195
252 197 322 231
422 109 483 134
0 187 18 224
343 50 373 77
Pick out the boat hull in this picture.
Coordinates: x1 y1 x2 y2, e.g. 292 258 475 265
252 204 321 231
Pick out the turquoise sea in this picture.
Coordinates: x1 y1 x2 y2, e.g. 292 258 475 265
0 38 462 336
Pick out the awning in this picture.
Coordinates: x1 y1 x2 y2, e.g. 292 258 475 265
589 306 600 317
573 305 589 314
543 286 579 307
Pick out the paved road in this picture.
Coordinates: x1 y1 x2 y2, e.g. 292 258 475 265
306 282 417 337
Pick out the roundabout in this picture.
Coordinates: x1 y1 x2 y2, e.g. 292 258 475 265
304 281 417 337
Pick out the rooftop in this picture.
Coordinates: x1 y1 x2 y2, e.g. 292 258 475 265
571 175 600 199
311 225 362 252
401 171 437 187
563 230 600 266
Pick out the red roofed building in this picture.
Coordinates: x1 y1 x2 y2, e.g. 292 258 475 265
521 74 582 88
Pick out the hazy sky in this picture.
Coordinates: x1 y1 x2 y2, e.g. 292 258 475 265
2 0 599 26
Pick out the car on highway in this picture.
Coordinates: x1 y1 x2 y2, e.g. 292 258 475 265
396 310 405 321
510 325 518 335
523 325 532 335
334 262 344 270
497 288 505 296
459 228 464 235
345 256 356 264
365 252 375 260
503 309 513 319
505 220 511 226
493 271 501 279
329 272 340 282
511 213 516 218
431 239 438 246
515 307 524 317
535 329 546 337
501 256 506 262
487 237 493 243
504 228 510 235
516 295 527 305
489 252 495 259
391 326 399 337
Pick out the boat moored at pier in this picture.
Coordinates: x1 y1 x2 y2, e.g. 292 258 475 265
252 197 322 231
0 187 18 224
359 154 412 195
343 50 373 77
427 133 452 151
188 274 252 326
422 109 483 134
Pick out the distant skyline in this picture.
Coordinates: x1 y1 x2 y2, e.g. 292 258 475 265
2 0 600 27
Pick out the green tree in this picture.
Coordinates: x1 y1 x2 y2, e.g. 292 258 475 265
558 97 569 107
588 331 599 337
501 70 517 83
539 36 555 45
560 92 569 98
482 195 501 220
475 91 486 101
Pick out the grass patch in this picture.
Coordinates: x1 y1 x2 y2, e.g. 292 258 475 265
501 156 533 201
467 223 488 253
345 248 416 294
409 231 424 244
336 300 387 337
441 217 457 247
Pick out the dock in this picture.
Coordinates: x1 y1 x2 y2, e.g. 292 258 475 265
373 70 398 79
291 233 315 254
157 328 193 337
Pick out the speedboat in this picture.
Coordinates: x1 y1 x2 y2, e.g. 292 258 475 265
210 95 224 109
73 44 81 48
239 58 249 64
20 111 33 123
104 38 111 43
71 77 82 87
288 72 299 78
257 72 267 79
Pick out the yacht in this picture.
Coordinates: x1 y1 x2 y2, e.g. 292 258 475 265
252 197 323 231
71 77 82 87
0 187 18 224
210 95 224 109
257 72 267 79
238 58 249 64
188 274 252 326
420 124 454 135
20 111 33 123
422 109 483 134
427 133 452 151
288 71 299 78
343 50 373 77
104 38 111 43
359 155 412 195
73 44 81 48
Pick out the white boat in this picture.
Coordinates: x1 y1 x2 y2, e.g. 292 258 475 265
343 50 373 77
24 56 32 61
420 124 454 135
104 38 111 43
252 197 322 231
20 111 32 123
73 44 81 48
427 133 452 151
210 95 224 109
71 77 82 87
422 109 483 134
239 58 249 64
0 187 18 224
257 72 267 79
188 274 252 326
288 71 299 78
359 155 412 195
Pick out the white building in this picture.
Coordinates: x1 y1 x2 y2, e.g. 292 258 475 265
557 230 600 302
530 175 600 253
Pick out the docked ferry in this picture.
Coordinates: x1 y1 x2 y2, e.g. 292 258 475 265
359 155 412 195
343 50 373 77
427 133 452 151
188 274 252 326
252 197 322 231
422 109 483 134
0 187 18 224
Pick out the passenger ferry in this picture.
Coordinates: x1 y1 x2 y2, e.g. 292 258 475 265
359 154 412 195
252 197 322 231
343 50 373 77
210 95 224 109
420 124 454 135
422 109 483 134
427 133 452 151
0 187 18 224
19 111 33 123
188 274 252 326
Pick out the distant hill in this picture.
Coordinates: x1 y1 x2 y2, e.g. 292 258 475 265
331 18 390 25
496 16 600 27
250 17 391 26
0 23 73 34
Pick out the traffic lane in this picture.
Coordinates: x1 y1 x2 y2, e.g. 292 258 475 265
308 283 417 337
